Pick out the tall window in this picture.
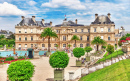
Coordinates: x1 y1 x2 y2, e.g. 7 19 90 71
81 29 84 32
54 44 57 47
80 36 82 40
19 37 21 41
19 29 21 33
75 29 77 32
80 44 83 47
63 36 66 41
31 44 33 48
94 28 96 32
108 36 110 40
19 44 21 47
101 28 103 32
42 44 45 47
63 44 66 47
31 29 33 33
87 36 89 41
101 36 103 39
25 37 27 41
25 44 27 47
25 29 27 33
31 36 33 41
73 44 75 47
88 29 90 32
108 28 111 32
56 30 59 33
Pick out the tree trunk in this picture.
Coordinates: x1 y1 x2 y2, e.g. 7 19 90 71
48 37 50 52
87 52 88 56
97 45 98 51
75 40 76 47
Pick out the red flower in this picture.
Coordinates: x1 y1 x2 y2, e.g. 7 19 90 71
120 40 126 42
126 37 130 40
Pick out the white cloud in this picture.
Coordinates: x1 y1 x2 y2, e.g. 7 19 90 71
41 0 86 10
28 1 37 6
0 2 26 16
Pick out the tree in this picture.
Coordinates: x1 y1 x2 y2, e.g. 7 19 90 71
7 60 34 81
49 51 69 69
0 35 5 40
68 44 71 49
71 35 79 47
55 44 58 49
40 28 58 52
73 47 85 60
102 46 106 49
91 36 107 51
84 46 92 56
8 34 15 39
106 45 114 54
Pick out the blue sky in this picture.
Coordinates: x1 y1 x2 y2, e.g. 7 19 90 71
0 0 130 32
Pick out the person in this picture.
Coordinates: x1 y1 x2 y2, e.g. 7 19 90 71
71 51 73 57
82 59 84 64
16 52 18 56
9 54 11 57
6 55 9 57
24 53 27 58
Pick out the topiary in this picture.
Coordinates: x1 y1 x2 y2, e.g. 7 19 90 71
7 60 35 81
73 47 85 60
49 51 69 69
5 57 15 61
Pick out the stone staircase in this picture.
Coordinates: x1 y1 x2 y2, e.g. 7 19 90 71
81 54 130 77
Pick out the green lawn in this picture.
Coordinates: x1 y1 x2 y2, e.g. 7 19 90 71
96 50 124 63
79 59 130 81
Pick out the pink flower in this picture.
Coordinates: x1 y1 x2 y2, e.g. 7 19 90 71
120 40 126 42
126 37 130 40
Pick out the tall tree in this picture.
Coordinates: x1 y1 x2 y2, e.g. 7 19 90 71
0 35 5 40
40 28 58 52
91 36 107 51
8 34 15 39
71 35 79 47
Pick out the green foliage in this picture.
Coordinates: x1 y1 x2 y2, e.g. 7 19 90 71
97 50 123 63
18 56 26 59
119 33 130 46
49 51 69 69
84 46 92 56
7 60 35 81
8 34 15 39
55 44 58 48
5 57 15 61
0 56 3 58
79 59 130 81
118 41 122 46
102 46 106 49
0 45 3 48
68 44 71 48
0 35 5 39
73 47 85 59
71 35 80 41
106 45 114 54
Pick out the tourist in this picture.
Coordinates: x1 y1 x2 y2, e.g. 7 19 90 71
9 54 11 57
6 55 9 57
71 51 73 57
82 59 84 64
24 53 27 58
16 52 18 56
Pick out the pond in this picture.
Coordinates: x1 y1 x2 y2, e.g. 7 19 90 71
0 51 55 57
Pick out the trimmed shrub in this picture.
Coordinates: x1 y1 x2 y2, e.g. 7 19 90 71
49 51 69 69
7 60 35 81
106 45 114 54
5 57 14 61
84 46 92 56
18 56 26 59
73 47 85 60
102 46 106 49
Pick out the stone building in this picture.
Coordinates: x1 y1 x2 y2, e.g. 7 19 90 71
15 13 122 50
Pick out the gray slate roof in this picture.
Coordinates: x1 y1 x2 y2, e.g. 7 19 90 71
55 18 84 27
91 15 114 24
18 18 50 27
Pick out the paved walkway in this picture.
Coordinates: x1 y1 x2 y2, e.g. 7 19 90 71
0 53 82 81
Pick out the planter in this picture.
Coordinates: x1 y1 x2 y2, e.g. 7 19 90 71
54 69 64 81
46 52 51 57
76 60 82 67
86 56 90 61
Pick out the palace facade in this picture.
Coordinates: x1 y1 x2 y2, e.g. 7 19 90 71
15 13 122 50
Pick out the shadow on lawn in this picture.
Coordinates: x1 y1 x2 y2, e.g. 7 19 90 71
46 78 54 81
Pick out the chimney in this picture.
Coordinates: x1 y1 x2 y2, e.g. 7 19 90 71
75 19 78 24
95 13 98 19
50 21 52 26
21 16 25 20
32 16 36 22
107 13 111 19
42 19 45 24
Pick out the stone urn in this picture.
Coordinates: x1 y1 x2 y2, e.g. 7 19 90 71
33 49 40 59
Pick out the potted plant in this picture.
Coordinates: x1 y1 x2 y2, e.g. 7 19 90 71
73 47 85 66
84 46 92 61
49 51 69 81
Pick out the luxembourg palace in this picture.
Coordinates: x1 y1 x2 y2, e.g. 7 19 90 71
15 13 124 50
